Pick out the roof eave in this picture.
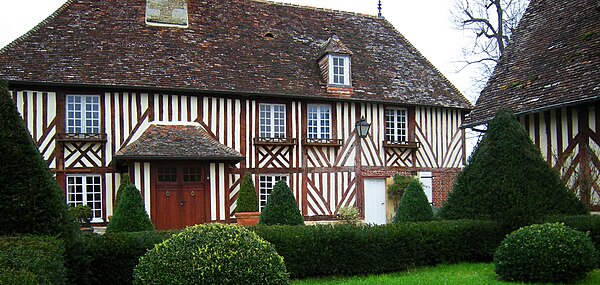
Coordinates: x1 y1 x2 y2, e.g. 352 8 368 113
114 155 245 163
462 94 600 129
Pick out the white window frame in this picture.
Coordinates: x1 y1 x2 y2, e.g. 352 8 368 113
66 95 100 134
328 54 351 86
307 104 331 139
259 103 286 139
258 175 288 211
385 108 408 143
66 174 103 223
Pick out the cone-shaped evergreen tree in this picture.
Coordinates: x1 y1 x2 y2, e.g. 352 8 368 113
114 173 131 208
106 184 154 233
236 173 259 212
259 181 304 225
440 109 586 229
393 180 434 223
0 81 90 283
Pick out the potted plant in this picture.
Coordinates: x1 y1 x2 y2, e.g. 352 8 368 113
69 204 93 233
235 173 260 226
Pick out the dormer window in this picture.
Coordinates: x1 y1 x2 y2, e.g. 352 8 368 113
318 34 353 90
330 54 350 86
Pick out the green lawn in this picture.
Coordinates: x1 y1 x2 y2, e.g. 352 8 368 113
292 263 600 285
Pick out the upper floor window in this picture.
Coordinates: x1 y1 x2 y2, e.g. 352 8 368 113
385 108 408 143
258 175 288 211
307 104 331 139
66 174 103 223
329 54 350 86
66 95 100 134
259 103 286 138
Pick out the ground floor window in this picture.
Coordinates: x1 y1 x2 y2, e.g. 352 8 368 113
258 175 288 211
66 174 103 222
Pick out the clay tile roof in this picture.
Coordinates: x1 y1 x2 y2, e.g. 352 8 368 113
0 0 471 109
115 124 244 161
464 0 600 127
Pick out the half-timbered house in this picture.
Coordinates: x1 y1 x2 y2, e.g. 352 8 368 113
464 0 600 210
0 0 471 229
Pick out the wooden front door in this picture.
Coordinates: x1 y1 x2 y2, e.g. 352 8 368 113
152 163 206 230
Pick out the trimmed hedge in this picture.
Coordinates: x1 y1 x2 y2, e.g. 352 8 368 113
86 231 173 285
236 173 259 212
541 215 600 262
494 223 596 283
440 109 586 230
0 80 89 284
106 184 154 233
252 220 502 278
259 180 304 226
0 235 66 285
393 181 434 223
134 224 289 285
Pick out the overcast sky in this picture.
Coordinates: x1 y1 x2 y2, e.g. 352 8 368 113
0 0 478 101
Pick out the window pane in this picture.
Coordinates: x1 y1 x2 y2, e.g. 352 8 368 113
158 167 177 182
259 104 286 138
66 174 102 220
385 108 408 142
183 167 202 182
66 95 101 134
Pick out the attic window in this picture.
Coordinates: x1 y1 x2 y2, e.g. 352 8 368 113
146 0 189 28
264 32 275 39
328 54 351 86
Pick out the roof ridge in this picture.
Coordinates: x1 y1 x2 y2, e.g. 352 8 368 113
0 0 75 54
257 0 380 19
378 20 472 107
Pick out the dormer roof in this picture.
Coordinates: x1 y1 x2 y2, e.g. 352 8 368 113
0 0 471 110
321 34 353 57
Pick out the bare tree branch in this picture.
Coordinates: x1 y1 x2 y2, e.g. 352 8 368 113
451 0 530 97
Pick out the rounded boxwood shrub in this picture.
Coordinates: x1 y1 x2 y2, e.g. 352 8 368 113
259 180 304 226
106 184 154 233
134 224 289 285
494 223 597 283
393 180 434 223
236 173 259 212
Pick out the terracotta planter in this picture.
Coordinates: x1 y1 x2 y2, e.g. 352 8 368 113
235 212 261 226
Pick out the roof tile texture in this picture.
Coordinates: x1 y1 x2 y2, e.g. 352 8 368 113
0 0 470 109
115 124 243 160
465 0 600 126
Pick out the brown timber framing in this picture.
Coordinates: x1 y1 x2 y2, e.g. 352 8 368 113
8 82 469 221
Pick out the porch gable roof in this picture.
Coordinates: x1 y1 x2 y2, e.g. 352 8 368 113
115 124 244 162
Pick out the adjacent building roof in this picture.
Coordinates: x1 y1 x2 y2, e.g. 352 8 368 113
115 124 244 161
464 0 600 127
0 0 471 109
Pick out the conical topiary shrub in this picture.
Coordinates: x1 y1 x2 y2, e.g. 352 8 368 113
106 184 154 233
0 80 89 283
259 181 304 226
114 173 132 208
393 180 434 223
440 108 586 229
236 173 259 213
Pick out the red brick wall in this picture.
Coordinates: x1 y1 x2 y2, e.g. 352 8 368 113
431 168 461 208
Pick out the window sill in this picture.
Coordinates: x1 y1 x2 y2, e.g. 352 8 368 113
253 137 297 146
301 138 343 147
383 141 420 149
57 133 107 143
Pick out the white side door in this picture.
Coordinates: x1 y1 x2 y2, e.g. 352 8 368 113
418 172 433 204
364 178 387 225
